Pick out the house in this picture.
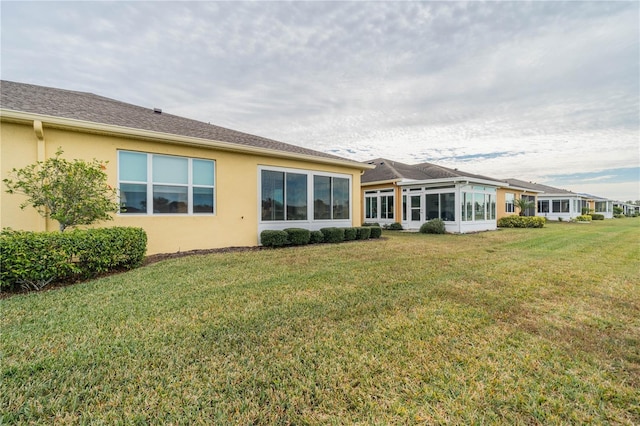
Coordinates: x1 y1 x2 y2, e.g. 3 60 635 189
496 182 541 219
503 179 610 221
0 81 373 254
362 158 506 233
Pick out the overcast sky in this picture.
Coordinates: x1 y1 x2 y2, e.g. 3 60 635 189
2 1 639 201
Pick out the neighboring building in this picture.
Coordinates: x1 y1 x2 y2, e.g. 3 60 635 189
1 81 373 254
577 193 614 219
614 202 639 216
496 182 541 219
503 179 609 221
362 158 505 233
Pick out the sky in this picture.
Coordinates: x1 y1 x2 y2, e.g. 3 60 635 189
2 1 639 201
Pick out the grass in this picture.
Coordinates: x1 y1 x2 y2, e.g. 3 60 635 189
2 219 639 424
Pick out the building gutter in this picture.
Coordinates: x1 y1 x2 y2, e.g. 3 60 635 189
1 109 375 171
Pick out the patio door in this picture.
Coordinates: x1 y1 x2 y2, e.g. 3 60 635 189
407 194 423 229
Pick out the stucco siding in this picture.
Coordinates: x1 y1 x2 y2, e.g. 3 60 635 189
1 119 363 254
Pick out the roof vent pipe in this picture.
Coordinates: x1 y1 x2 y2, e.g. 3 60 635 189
153 108 162 114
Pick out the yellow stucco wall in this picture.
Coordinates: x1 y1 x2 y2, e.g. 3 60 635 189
496 188 538 219
1 119 364 254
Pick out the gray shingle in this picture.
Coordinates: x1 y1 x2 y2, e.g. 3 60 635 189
362 158 504 184
0 80 351 162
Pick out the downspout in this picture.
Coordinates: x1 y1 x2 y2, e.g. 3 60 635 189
33 120 48 231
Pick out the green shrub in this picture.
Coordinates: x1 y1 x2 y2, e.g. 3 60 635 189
369 226 382 239
614 214 625 219
343 227 357 241
1 227 147 291
419 218 446 234
309 230 324 244
575 215 592 222
356 227 371 240
384 222 403 231
320 227 345 243
362 222 380 227
591 214 605 220
497 215 546 228
284 228 310 245
260 230 289 247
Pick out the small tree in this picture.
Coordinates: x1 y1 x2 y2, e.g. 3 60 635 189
3 148 119 231
513 197 535 216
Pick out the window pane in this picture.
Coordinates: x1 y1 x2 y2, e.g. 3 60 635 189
402 195 407 221
286 173 307 220
193 187 214 213
120 183 147 214
474 193 485 221
193 159 214 186
119 151 147 182
411 195 421 221
153 156 188 184
425 194 439 220
441 193 455 221
262 170 284 221
487 194 496 220
314 176 331 220
366 197 377 219
153 185 188 213
382 195 394 219
333 178 350 220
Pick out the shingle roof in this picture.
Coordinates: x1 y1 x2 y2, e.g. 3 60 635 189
362 158 504 184
504 178 576 195
0 80 352 163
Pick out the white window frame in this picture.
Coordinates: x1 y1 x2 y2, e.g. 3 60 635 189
364 188 394 221
118 150 215 216
258 165 352 226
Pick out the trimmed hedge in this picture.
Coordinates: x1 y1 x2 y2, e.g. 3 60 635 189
343 227 357 241
497 215 546 228
384 222 403 230
320 227 345 243
284 228 310 245
591 214 605 220
575 215 592 222
356 227 371 240
369 226 382 239
310 230 324 244
260 230 289 247
419 219 446 234
1 227 147 291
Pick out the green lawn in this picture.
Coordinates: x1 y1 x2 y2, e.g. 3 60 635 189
2 220 639 424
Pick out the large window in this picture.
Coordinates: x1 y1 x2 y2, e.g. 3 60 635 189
552 199 570 213
365 189 394 220
260 167 351 222
461 187 496 221
595 201 609 212
538 200 549 213
118 151 215 215
261 170 307 221
425 193 455 221
505 193 515 213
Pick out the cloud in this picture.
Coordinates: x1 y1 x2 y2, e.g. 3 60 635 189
1 1 638 200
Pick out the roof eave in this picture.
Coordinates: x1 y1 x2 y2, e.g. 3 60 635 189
397 177 505 187
1 109 375 171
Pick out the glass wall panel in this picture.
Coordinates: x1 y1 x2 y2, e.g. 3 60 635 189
286 173 307 220
425 194 439 220
333 178 350 220
474 193 485 221
153 185 188 213
381 195 394 219
261 170 285 221
314 176 331 220
441 193 455 221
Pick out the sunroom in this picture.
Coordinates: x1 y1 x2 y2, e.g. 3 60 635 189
398 178 503 233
